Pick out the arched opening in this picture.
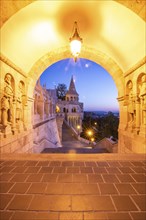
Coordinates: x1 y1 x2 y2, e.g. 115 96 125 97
0 0 145 154
40 58 119 152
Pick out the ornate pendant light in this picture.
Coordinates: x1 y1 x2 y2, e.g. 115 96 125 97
69 21 83 62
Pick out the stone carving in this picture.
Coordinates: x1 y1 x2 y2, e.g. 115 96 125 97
16 81 23 122
1 74 14 127
127 81 135 126
139 75 146 127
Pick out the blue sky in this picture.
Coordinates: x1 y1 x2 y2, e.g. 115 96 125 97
40 58 119 112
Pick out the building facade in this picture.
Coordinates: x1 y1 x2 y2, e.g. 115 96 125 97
56 76 84 134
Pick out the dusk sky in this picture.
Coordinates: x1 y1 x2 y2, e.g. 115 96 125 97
40 58 119 112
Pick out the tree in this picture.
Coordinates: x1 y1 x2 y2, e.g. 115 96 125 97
56 83 67 100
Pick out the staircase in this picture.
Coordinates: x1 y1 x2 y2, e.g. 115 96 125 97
42 122 109 153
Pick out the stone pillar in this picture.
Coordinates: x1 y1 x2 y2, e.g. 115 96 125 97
11 97 16 134
134 95 140 134
56 115 64 144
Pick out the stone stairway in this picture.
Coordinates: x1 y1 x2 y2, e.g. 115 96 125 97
42 122 109 153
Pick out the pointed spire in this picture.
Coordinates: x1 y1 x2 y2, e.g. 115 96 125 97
66 75 79 96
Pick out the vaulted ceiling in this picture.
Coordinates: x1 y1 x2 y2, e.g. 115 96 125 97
0 0 145 73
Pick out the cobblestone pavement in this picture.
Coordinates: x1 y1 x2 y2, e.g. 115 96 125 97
0 159 146 220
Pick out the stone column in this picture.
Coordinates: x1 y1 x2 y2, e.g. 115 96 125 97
11 97 16 134
134 94 140 134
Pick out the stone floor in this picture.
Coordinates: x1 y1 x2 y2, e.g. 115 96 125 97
0 155 146 220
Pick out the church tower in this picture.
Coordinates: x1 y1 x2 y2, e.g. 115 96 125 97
66 76 79 101
57 76 84 136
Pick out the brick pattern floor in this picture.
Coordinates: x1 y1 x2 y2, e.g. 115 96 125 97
0 160 146 220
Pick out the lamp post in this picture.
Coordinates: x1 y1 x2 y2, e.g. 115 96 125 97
77 125 81 136
69 21 83 62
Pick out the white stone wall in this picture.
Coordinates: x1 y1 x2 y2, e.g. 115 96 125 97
118 61 146 153
0 58 62 153
33 118 62 153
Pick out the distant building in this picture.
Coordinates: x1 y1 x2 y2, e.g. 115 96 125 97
56 76 84 133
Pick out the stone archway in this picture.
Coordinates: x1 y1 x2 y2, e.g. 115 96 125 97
26 45 124 153
27 46 124 98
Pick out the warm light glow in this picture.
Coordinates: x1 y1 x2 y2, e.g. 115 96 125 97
87 130 93 136
56 105 60 113
30 21 57 44
77 125 81 130
91 138 94 142
70 40 82 58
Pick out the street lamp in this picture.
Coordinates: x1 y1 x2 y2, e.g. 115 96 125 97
77 125 81 136
69 21 83 62
87 130 93 137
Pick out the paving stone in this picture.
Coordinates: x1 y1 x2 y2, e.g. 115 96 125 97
11 211 36 220
24 161 38 166
7 195 33 210
24 166 41 173
0 194 14 209
119 162 133 166
0 173 14 182
63 183 81 194
49 161 61 166
84 212 107 220
72 195 115 211
36 161 50 166
11 166 27 173
0 182 14 193
130 212 146 220
1 158 146 218
112 195 138 211
93 167 108 173
57 174 72 182
97 162 109 167
26 174 43 182
81 183 100 194
106 167 121 174
9 183 31 194
28 195 71 211
102 174 119 183
0 166 15 173
27 182 47 194
53 167 66 173
115 183 137 194
73 162 85 166
2 161 15 166
107 212 132 220
36 212 59 220
39 167 53 173
60 212 83 220
62 161 74 166
85 162 97 167
107 161 121 167
12 161 27 166
0 211 14 220
132 183 146 194
131 195 146 211
41 173 58 182
45 183 64 194
88 174 104 183
80 167 93 173
131 162 145 166
72 174 87 183
131 174 146 182
116 174 136 183
119 167 135 173
11 174 29 182
67 167 80 173
131 167 146 173
99 183 118 195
